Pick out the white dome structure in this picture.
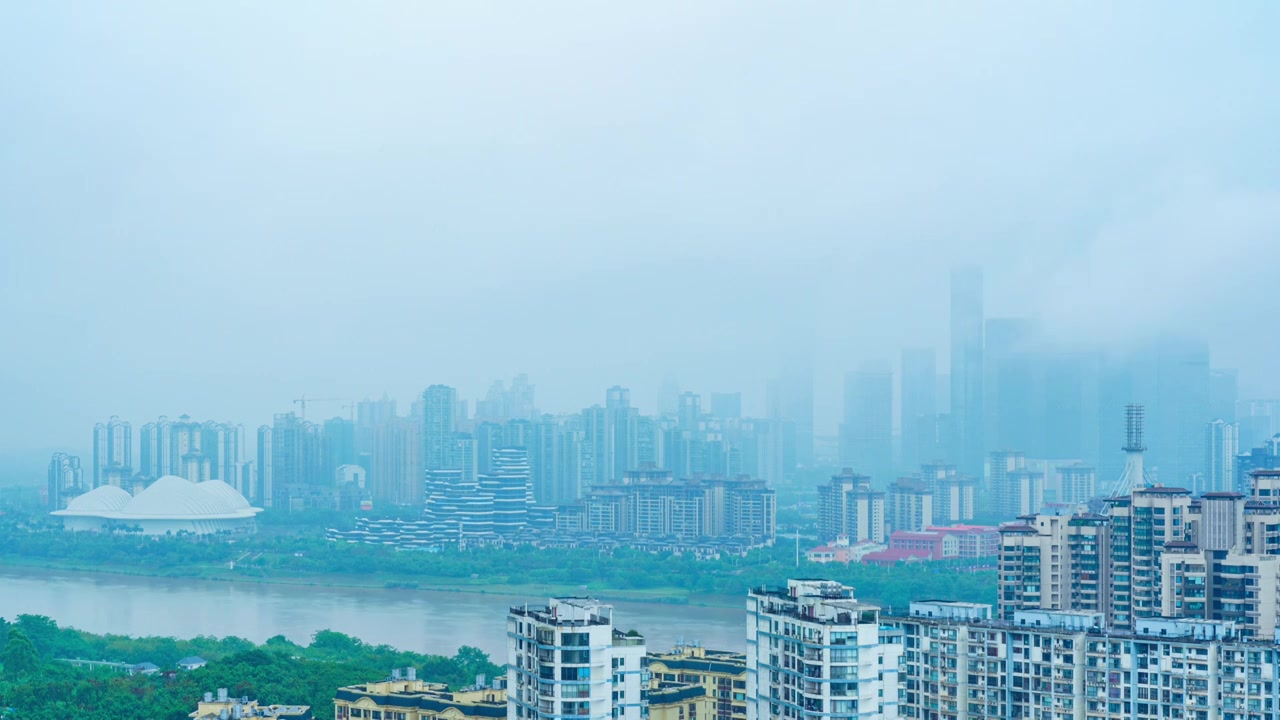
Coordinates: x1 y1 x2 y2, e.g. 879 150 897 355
52 475 262 535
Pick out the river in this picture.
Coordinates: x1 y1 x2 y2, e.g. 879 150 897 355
0 568 747 660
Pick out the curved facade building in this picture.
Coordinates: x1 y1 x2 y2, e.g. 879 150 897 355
52 475 262 535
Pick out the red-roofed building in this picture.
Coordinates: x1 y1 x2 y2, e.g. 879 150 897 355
861 547 931 567
871 524 1001 564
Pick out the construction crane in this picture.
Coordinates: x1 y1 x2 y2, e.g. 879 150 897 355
293 395 353 422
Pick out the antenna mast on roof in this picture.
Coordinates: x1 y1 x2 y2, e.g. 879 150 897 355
1109 404 1152 497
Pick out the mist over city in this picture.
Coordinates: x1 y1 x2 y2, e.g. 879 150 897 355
3 3 1280 720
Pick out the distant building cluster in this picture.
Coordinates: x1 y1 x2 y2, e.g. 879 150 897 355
328 465 775 555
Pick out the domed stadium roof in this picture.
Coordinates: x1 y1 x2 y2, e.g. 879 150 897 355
53 475 260 520
122 475 257 518
195 479 252 512
64 485 132 514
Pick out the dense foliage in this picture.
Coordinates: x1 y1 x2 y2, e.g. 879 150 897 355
0 615 501 720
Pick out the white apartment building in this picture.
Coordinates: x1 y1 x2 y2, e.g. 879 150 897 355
746 579 902 720
895 599 1280 720
508 598 648 720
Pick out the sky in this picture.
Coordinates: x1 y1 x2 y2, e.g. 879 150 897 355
2 2 1279 457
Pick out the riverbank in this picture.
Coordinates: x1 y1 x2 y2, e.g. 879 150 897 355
0 556 744 608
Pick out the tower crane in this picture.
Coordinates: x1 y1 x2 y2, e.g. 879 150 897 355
292 395 353 422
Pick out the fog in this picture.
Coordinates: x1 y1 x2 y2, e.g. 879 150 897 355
3 2 1279 454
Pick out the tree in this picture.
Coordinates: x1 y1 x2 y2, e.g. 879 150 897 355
1 627 41 677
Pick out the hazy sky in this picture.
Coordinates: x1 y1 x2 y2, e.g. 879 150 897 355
3 2 1279 455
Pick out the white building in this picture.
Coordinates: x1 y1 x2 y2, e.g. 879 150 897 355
51 475 262 535
746 579 902 720
507 598 647 720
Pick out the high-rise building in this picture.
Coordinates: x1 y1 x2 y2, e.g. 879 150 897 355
527 417 559 505
987 450 1041 519
371 415 422 507
269 412 325 511
92 416 132 488
606 386 638 481
710 392 742 421
555 425 584 505
422 385 458 472
572 470 775 545
476 422 506 477
507 598 647 720
321 417 356 485
766 365 814 469
1210 368 1239 424
201 421 242 486
949 267 985 478
479 447 531 537
580 406 608 488
658 375 681 418
983 317 1040 456
746 580 902 720
423 468 494 543
635 416 663 470
356 394 397 457
47 452 84 510
900 348 937 472
817 469 885 543
887 478 933 533
256 425 272 507
892 600 1280 720
839 369 893 483
920 462 977 523
1205 419 1239 494
1056 462 1096 504
678 392 701 433
1126 338 1212 488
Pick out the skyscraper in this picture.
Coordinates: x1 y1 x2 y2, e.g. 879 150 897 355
606 386 637 481
839 368 893 483
1205 419 1238 494
710 392 742 420
766 365 814 468
422 385 458 471
1210 368 1239 424
371 415 422 506
479 447 531 537
950 267 984 478
580 405 607 488
355 394 397 457
321 417 356 486
983 317 1040 455
92 416 132 488
900 348 938 470
47 452 84 509
256 425 272 507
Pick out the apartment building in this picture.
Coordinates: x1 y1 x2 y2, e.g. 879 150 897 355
507 598 647 720
745 579 902 720
818 470 885 543
335 671 507 720
888 479 934 533
894 599 1280 720
999 468 1280 638
647 645 746 720
575 470 776 547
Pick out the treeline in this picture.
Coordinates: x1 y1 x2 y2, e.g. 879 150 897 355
0 615 502 720
0 517 996 608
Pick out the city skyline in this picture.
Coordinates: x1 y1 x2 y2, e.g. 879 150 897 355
5 4 1280 458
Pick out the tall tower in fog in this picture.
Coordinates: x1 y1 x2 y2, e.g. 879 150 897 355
949 268 985 478
901 348 938 470
840 368 894 483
